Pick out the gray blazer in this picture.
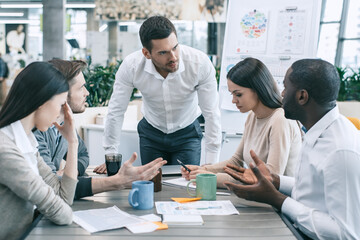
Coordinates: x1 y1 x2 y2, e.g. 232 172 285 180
0 131 77 240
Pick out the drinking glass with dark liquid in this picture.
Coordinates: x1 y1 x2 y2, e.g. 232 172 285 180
105 153 122 176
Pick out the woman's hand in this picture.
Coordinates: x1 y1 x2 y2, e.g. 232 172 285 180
181 165 213 180
54 103 78 145
59 103 78 180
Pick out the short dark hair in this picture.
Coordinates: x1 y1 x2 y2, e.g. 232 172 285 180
139 16 177 52
49 59 87 86
227 57 282 109
289 59 340 105
0 62 68 128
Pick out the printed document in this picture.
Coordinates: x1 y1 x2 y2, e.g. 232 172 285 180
156 200 239 215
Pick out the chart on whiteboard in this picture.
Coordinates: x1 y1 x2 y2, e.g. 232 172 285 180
236 9 269 54
273 10 307 54
219 0 321 134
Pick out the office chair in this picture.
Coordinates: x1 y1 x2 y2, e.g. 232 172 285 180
347 117 360 130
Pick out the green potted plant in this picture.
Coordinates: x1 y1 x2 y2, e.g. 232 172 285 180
336 66 360 120
336 66 360 101
83 59 139 107
83 59 120 107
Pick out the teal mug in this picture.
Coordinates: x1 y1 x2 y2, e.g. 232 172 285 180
186 173 217 200
128 181 154 210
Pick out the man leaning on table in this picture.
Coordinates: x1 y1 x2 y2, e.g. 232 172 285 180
224 59 360 239
34 59 166 199
103 16 222 166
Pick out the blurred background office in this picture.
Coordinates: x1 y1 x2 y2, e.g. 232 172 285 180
0 0 358 96
0 0 358 166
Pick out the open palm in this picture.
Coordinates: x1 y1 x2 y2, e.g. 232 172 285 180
224 150 272 185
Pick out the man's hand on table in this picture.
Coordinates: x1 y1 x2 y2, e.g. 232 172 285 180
93 163 107 174
113 152 167 189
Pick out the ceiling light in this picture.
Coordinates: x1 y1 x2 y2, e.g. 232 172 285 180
118 22 137 26
65 3 96 8
0 3 43 8
0 3 96 9
0 19 37 24
99 24 108 32
0 12 24 17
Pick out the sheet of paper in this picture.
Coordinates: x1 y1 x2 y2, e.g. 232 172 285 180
163 177 231 196
73 206 144 233
273 9 307 54
162 214 203 225
125 222 158 234
139 214 162 222
156 200 239 215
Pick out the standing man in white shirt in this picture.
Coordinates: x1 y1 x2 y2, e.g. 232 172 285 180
6 24 25 54
103 16 221 166
223 59 360 239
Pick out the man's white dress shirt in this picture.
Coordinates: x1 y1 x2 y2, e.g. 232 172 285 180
6 30 25 54
280 106 360 239
103 45 221 164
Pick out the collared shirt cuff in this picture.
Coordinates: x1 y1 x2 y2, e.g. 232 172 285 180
281 197 318 239
279 175 295 196
281 197 301 223
104 147 117 155
205 151 220 165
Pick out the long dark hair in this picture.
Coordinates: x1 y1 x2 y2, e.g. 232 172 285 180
0 62 69 128
227 57 282 109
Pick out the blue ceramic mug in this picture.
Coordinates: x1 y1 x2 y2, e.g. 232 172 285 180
128 181 154 210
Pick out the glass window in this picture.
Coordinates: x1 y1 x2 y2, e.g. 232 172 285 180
344 0 360 38
66 9 87 48
117 20 208 60
27 8 42 60
317 23 339 64
174 21 208 54
322 0 343 22
341 39 360 68
192 21 208 53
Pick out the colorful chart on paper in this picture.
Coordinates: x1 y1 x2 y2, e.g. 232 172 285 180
235 9 269 54
240 10 267 38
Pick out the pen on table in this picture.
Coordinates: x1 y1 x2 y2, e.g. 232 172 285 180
177 159 191 173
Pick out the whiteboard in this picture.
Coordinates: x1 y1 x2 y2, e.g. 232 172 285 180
219 0 322 134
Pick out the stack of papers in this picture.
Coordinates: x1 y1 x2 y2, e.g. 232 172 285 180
162 214 203 225
73 206 159 234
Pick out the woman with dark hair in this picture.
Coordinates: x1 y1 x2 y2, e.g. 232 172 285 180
182 58 301 187
0 62 79 239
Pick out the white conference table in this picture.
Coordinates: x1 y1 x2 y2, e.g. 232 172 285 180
26 167 304 240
